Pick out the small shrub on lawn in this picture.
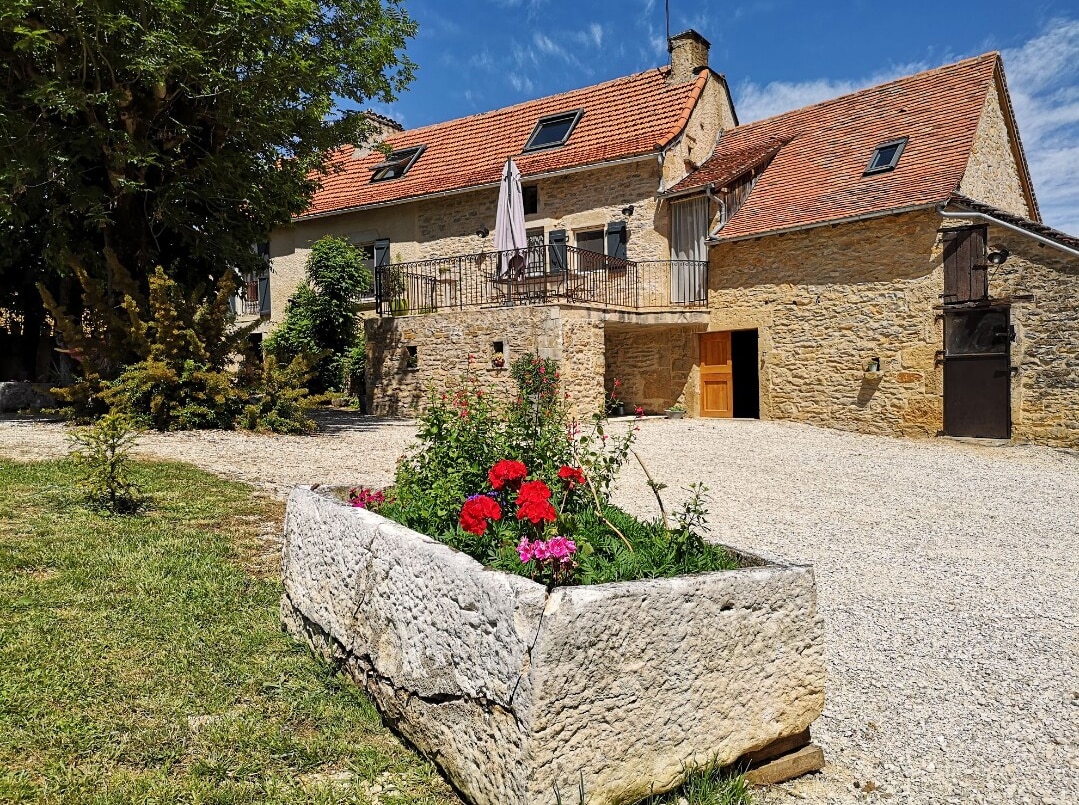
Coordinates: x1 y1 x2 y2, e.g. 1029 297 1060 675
378 355 738 586
67 413 146 514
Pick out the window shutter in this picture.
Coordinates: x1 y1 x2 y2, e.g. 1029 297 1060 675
606 221 627 261
258 274 271 317
942 226 987 303
548 230 567 273
373 238 391 307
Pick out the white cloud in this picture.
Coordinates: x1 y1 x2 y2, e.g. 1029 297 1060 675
731 19 1079 233
733 62 929 123
1001 19 1079 232
508 72 535 94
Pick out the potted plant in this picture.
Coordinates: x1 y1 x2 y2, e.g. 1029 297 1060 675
491 351 506 369
666 402 687 419
606 376 625 417
281 359 826 805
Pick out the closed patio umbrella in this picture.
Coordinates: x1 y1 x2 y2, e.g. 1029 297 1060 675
494 157 527 279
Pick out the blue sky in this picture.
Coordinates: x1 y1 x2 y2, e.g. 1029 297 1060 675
366 1 1079 233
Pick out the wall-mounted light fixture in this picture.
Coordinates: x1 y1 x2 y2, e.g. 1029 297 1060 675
987 247 1010 265
865 357 881 373
621 205 635 217
476 226 489 238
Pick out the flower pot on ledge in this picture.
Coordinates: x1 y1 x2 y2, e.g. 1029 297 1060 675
281 486 826 805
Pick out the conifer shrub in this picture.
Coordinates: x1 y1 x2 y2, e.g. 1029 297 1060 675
68 413 146 514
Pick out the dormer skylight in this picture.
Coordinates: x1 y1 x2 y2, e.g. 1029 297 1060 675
523 110 584 152
864 137 907 175
370 145 425 182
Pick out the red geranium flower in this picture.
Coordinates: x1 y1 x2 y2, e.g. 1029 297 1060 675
515 480 556 525
459 494 502 536
557 465 586 488
488 459 528 491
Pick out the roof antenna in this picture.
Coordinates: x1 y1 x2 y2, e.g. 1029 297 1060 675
665 0 671 47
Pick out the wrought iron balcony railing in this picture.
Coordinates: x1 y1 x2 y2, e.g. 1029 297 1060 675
374 246 707 315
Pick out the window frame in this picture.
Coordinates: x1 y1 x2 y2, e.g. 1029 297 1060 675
574 228 606 271
863 137 908 176
369 144 426 183
523 109 584 152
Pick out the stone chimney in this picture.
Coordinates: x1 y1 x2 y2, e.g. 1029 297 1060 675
364 110 404 138
668 29 711 84
353 111 405 158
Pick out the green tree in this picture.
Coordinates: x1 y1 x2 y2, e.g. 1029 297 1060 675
0 0 415 375
266 236 372 394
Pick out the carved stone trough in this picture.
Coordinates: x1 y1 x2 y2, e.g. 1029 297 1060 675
281 486 826 805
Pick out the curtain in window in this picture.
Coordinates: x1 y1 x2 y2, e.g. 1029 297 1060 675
670 196 708 302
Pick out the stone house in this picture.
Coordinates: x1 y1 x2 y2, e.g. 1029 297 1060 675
266 37 1079 446
668 52 1079 446
263 31 735 415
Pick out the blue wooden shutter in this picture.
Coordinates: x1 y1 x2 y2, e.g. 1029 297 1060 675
606 221 627 261
258 274 271 317
548 230 567 273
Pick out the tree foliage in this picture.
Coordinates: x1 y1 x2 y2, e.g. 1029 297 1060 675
266 236 372 394
0 0 415 373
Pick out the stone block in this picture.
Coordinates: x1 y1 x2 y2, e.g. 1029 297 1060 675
282 487 826 805
0 382 55 412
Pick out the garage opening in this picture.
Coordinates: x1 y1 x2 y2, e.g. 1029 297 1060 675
731 329 760 418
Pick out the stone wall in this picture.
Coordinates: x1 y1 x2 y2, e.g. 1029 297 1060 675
705 209 1079 446
958 82 1031 217
365 305 606 417
605 324 705 413
978 223 1079 445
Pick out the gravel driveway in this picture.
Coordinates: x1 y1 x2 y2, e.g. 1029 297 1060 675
2 412 1076 805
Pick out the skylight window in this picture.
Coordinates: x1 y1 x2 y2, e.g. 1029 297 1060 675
370 145 425 182
864 137 908 175
523 110 584 152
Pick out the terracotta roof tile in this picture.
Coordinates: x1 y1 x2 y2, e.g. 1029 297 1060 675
682 54 1001 241
301 68 710 219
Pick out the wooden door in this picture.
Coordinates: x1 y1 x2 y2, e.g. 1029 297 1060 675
700 332 733 418
943 307 1011 438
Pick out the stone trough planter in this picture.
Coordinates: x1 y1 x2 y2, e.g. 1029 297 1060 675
281 486 826 805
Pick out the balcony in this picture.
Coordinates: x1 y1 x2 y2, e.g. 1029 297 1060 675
374 246 707 316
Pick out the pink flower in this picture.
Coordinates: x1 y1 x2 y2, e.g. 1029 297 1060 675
532 540 551 561
634 406 644 418
547 536 577 560
517 537 534 563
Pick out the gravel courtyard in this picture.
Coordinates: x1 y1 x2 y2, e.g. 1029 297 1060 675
1 413 1076 805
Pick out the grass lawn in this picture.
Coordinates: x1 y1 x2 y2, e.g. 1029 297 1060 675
0 458 458 804
0 457 751 805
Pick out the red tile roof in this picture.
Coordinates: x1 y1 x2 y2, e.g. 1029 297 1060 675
301 68 711 219
671 54 1018 241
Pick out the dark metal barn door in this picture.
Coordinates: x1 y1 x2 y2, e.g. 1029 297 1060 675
943 307 1011 439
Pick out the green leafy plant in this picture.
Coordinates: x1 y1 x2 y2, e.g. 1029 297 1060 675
379 355 739 587
266 236 373 395
67 414 145 514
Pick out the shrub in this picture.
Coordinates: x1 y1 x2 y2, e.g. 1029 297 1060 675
104 357 246 431
239 355 317 435
379 354 738 587
266 236 371 394
67 413 145 514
